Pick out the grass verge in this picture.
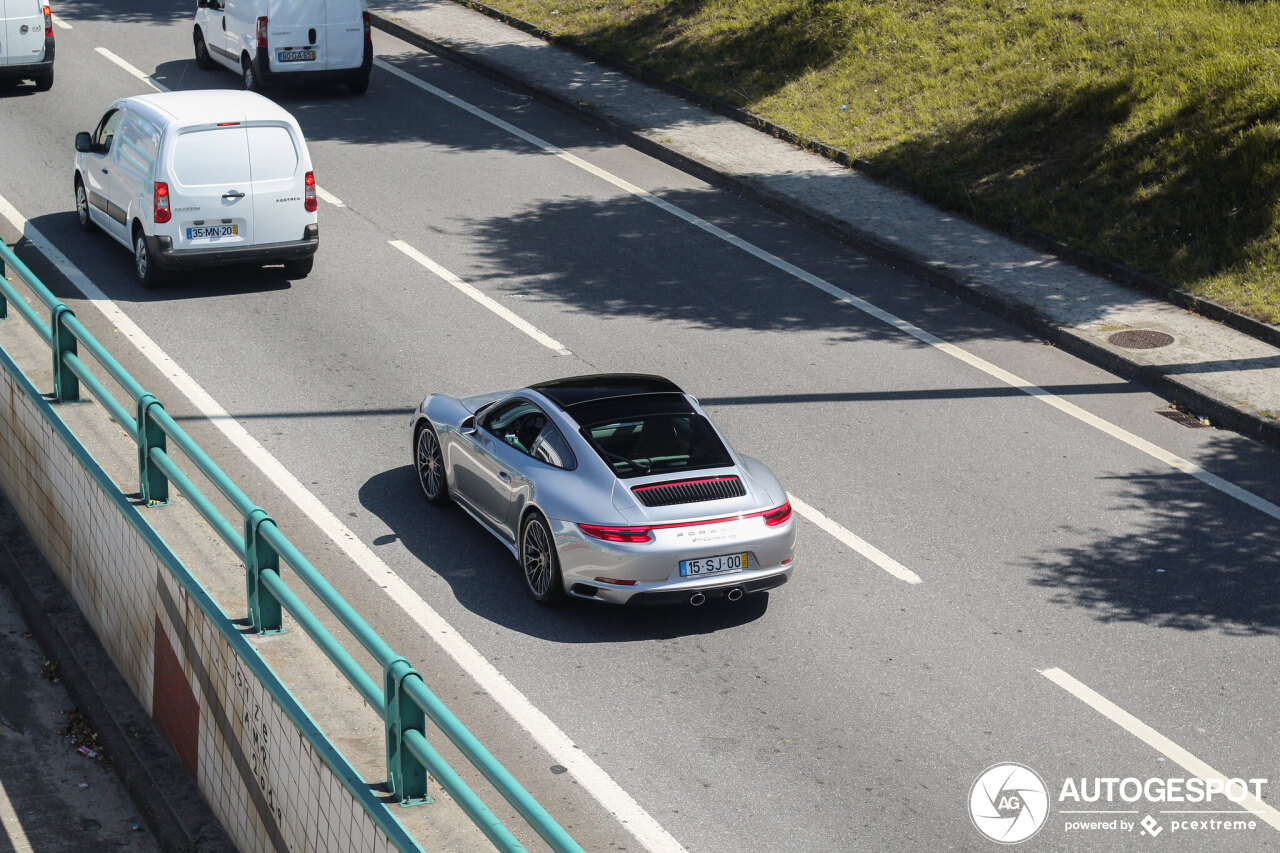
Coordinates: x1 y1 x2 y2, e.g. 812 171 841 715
473 0 1280 324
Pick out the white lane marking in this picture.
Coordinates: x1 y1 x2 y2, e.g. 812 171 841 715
1041 668 1280 831
787 493 922 584
94 47 168 92
51 13 71 29
315 186 346 208
390 239 572 356
0 192 684 853
374 56 1280 525
0 778 34 852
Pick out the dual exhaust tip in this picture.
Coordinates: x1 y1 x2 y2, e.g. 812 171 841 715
689 587 744 606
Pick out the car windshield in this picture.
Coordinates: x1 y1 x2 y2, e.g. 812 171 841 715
581 413 732 478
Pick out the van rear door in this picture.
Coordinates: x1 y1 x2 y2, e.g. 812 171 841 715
2 0 48 66
245 123 309 245
168 124 255 250
320 0 363 71
266 0 322 74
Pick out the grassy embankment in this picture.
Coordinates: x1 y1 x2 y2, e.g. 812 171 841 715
479 0 1280 323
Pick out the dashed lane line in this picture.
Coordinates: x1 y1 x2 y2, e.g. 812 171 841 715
787 493 921 584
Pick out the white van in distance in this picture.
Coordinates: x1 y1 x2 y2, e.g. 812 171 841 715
0 0 54 90
194 0 372 94
73 90 319 288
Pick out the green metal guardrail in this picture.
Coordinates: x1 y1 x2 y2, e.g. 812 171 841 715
0 240 585 853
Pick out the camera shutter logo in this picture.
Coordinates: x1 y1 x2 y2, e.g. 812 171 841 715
969 763 1050 844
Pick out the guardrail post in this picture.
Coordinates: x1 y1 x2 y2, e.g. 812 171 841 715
245 509 285 635
51 304 79 402
385 658 431 806
136 394 170 505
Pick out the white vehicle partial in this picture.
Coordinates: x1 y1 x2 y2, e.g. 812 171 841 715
73 90 319 288
193 0 372 94
0 0 54 90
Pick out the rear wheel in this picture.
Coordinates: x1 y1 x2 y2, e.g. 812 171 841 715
194 29 214 70
34 71 53 92
520 511 564 605
282 256 313 278
415 424 449 505
133 227 166 290
241 54 259 91
74 177 94 233
347 74 370 95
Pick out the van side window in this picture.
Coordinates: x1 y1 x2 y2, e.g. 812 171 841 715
114 114 161 182
92 110 123 154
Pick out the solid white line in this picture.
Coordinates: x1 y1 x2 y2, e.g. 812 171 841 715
0 192 684 853
786 493 922 584
1041 668 1280 831
94 47 168 92
390 239 572 356
374 56 1280 525
51 13 71 29
0 778 34 852
315 186 346 208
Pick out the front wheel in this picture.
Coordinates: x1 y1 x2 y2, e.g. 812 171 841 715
74 178 95 232
194 29 215 70
520 511 564 605
415 424 449 505
134 230 166 289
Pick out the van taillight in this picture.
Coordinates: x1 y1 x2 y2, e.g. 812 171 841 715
153 182 171 224
257 16 268 49
43 5 52 38
304 171 317 212
362 11 371 43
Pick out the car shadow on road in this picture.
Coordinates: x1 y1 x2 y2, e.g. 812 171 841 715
358 465 771 641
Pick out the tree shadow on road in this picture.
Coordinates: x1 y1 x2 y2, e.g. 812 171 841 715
1028 433 1280 635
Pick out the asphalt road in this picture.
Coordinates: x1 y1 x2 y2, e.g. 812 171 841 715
1 3 1279 850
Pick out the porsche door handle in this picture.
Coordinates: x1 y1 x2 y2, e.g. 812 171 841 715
498 472 512 482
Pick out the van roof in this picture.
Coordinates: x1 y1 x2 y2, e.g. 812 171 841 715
122 90 298 126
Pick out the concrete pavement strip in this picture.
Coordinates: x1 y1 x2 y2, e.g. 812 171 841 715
370 0 1280 451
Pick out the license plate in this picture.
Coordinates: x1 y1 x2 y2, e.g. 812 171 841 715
186 225 237 239
679 552 748 577
278 49 316 62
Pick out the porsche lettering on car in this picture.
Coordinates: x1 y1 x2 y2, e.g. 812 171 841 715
411 374 795 605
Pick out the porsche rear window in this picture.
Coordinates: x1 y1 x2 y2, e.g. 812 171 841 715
582 414 731 478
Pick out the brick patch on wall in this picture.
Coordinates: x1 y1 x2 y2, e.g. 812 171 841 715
154 615 200 780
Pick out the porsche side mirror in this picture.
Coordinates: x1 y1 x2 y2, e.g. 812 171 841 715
74 132 92 152
460 416 477 436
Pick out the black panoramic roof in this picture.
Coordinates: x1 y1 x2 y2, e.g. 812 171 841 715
530 374 684 410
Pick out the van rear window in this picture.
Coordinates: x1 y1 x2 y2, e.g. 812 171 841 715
246 126 299 182
171 128 251 187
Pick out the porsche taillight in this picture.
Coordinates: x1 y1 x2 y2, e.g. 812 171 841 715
578 524 653 544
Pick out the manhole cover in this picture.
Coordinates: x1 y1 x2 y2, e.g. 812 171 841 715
1157 408 1209 428
1108 329 1174 349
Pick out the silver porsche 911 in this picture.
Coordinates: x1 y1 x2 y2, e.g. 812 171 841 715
411 374 795 605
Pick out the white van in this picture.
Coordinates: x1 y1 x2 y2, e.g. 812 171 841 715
0 0 54 90
193 0 372 94
73 90 319 288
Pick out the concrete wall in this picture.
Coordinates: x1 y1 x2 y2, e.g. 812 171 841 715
0 345 421 853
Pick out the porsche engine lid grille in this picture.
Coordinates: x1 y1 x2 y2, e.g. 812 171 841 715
631 475 746 507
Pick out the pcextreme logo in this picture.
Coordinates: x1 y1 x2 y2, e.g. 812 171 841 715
969 763 1050 844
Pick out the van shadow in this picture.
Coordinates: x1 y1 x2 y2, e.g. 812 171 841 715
23 212 296 303
358 465 770 642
